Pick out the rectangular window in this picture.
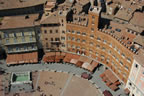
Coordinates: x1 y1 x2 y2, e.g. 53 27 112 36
118 68 121 73
62 44 65 47
121 53 125 58
24 46 27 50
77 31 80 35
68 36 71 40
109 43 112 47
127 58 131 63
6 39 9 44
90 42 93 46
67 30 70 33
62 30 65 34
82 32 86 36
120 61 123 66
22 37 25 42
90 34 94 38
44 30 47 34
72 30 75 34
97 37 101 41
92 16 95 19
4 33 9 38
101 55 105 59
16 47 19 51
51 38 53 41
8 47 12 52
103 40 107 44
72 37 75 41
29 36 33 41
115 28 121 32
76 46 80 49
96 45 100 48
61 37 65 40
102 47 106 51
118 50 120 54
107 26 112 29
21 32 24 37
91 28 94 32
55 30 58 33
92 21 95 25
89 50 93 53
72 45 75 48
125 66 129 71
82 40 86 43
31 45 35 49
14 38 17 43
96 52 98 56
106 58 110 62
29 32 33 35
14 33 17 37
76 38 80 42
50 30 52 33
108 50 111 54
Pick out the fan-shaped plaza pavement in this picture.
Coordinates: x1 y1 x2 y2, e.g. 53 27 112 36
6 62 127 96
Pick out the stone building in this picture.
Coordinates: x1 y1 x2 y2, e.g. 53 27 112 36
0 0 47 16
126 49 144 96
0 14 41 65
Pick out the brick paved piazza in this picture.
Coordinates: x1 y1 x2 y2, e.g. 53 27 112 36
33 71 102 96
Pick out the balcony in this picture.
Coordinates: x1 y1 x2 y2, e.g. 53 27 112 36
7 48 37 54
4 41 36 46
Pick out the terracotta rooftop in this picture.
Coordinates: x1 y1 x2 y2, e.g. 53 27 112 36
126 23 144 33
40 12 60 24
115 2 137 21
72 13 88 26
76 0 90 5
0 14 40 30
6 52 38 65
0 0 47 10
133 35 144 47
115 9 133 21
104 21 136 47
130 12 144 28
134 49 144 67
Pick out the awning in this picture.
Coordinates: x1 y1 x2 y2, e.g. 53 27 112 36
79 56 87 62
85 58 92 64
82 62 90 69
85 61 99 72
6 52 38 65
76 61 83 67
63 53 72 63
103 69 118 83
70 59 78 64
71 54 80 59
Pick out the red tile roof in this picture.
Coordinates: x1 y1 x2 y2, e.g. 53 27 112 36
6 52 38 65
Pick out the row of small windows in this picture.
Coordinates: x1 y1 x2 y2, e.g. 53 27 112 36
44 29 59 34
68 42 130 71
8 45 36 52
68 36 132 63
107 26 121 32
45 37 66 41
5 36 34 44
107 26 139 35
96 37 132 63
4 32 33 38
67 30 87 36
